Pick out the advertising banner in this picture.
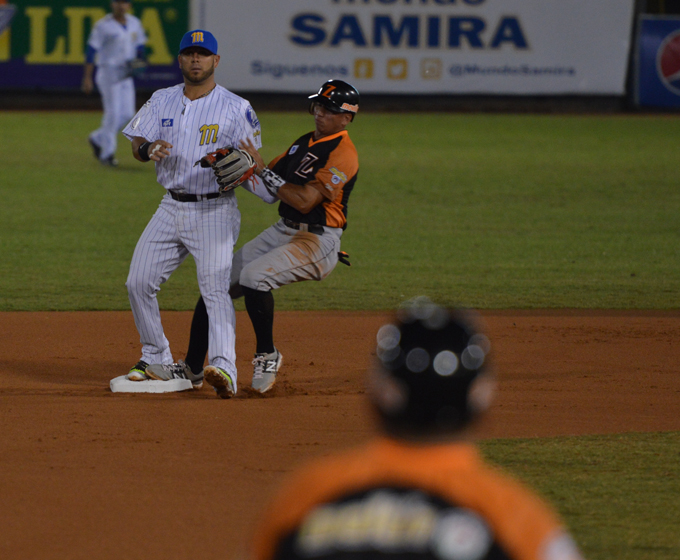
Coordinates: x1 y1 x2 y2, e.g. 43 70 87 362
635 16 680 108
193 0 636 95
0 0 188 90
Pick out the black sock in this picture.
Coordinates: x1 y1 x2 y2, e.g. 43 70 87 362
242 286 275 354
185 295 209 374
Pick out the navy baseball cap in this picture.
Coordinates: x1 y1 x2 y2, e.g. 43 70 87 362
179 30 218 55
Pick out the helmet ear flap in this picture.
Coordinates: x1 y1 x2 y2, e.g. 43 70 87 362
466 373 496 416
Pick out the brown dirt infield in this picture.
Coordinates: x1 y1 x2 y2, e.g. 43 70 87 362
1 310 679 560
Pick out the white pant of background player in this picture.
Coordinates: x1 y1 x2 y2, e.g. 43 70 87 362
90 68 135 161
231 218 342 292
127 193 240 376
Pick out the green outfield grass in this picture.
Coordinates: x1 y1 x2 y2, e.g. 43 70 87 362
1 111 678 311
480 431 680 560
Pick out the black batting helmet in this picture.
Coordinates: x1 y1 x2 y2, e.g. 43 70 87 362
308 79 360 120
369 297 495 438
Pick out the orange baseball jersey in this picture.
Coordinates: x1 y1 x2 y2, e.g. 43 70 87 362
251 438 585 560
269 129 358 229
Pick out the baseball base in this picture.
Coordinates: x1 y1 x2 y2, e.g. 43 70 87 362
109 375 192 393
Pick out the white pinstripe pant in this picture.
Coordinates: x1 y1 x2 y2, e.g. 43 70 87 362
91 70 136 160
126 193 240 376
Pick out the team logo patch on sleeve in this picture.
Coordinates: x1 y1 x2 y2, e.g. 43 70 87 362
329 167 347 185
162 119 174 127
246 106 260 129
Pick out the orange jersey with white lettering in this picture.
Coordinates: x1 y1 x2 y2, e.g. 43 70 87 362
251 438 585 560
269 130 358 229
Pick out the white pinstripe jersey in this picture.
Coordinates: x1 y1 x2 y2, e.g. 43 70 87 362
87 14 146 68
123 84 262 195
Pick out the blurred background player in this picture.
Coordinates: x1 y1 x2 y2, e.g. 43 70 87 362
147 79 360 396
82 0 147 167
249 297 586 560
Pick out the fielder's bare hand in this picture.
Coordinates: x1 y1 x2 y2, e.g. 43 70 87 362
147 140 173 161
81 76 94 95
132 137 173 162
239 138 265 174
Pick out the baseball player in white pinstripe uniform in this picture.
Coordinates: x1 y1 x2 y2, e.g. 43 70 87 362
121 29 262 397
83 0 147 167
